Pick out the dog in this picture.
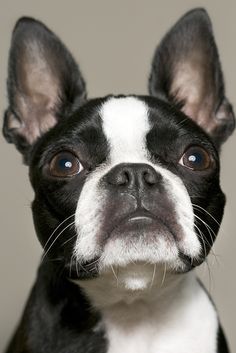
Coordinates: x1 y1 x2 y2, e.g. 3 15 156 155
3 8 235 353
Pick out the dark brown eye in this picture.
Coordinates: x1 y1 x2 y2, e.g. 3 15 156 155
49 152 83 177
179 146 211 171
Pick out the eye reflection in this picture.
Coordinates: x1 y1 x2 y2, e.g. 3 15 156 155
179 146 211 171
49 151 83 177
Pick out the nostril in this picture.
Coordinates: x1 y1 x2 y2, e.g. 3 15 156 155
116 170 130 186
143 169 161 185
106 167 132 186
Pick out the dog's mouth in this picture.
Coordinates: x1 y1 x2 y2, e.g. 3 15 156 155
67 209 180 280
72 189 201 280
101 207 178 245
123 209 158 224
112 208 157 228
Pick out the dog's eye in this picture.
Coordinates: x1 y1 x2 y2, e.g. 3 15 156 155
49 152 83 177
179 146 211 171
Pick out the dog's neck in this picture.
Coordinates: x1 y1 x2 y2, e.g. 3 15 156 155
75 268 218 353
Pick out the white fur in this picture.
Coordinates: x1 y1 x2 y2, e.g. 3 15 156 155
77 270 218 353
73 164 108 262
74 96 201 270
105 273 218 353
101 96 149 164
154 165 200 258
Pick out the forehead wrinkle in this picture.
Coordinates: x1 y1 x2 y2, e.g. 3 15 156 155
100 97 150 164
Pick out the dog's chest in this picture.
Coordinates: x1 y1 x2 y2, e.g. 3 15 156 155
101 277 218 353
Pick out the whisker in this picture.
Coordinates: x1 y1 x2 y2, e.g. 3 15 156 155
194 214 216 241
72 252 84 276
176 117 189 128
192 203 221 228
193 212 219 264
206 259 213 294
161 263 167 287
42 221 75 262
111 265 119 286
61 234 77 247
77 257 99 275
69 255 74 278
89 266 98 273
43 257 64 263
43 213 76 252
200 259 214 295
83 258 100 274
194 224 207 259
194 222 219 266
149 263 156 290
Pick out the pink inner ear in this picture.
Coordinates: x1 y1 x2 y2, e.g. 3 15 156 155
170 57 218 135
10 41 60 145
7 107 57 145
20 41 60 106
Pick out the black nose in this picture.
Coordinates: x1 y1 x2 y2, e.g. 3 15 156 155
104 163 162 189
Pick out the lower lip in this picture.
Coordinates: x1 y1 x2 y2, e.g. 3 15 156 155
129 216 153 221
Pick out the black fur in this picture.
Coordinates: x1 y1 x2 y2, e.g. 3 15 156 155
218 325 230 353
5 262 107 353
3 8 234 353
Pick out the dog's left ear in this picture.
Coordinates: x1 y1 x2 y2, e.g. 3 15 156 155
149 8 235 147
3 17 86 163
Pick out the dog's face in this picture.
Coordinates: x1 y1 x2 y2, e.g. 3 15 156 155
30 94 222 278
3 10 235 289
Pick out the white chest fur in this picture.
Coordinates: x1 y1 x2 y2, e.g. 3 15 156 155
101 273 218 353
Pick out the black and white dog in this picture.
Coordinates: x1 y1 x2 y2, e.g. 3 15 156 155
3 8 235 353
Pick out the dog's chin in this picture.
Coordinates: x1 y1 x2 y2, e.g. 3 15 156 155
70 223 195 307
105 262 161 291
99 220 182 271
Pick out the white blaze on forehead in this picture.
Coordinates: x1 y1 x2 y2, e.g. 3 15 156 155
100 97 150 163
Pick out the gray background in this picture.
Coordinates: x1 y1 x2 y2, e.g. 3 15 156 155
0 0 235 351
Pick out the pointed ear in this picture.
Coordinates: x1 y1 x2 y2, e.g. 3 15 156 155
3 17 87 162
149 8 235 147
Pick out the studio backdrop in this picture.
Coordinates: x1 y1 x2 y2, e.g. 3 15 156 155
0 0 235 351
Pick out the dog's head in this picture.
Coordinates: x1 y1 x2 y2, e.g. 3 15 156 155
3 9 235 290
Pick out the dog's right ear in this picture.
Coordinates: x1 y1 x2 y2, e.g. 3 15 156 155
3 17 86 163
